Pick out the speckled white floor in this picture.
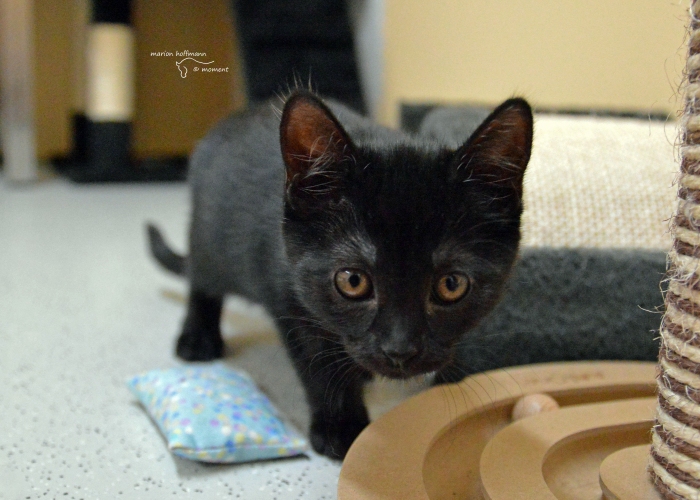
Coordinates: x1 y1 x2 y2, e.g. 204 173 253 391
0 176 421 499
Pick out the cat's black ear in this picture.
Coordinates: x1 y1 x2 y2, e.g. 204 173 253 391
280 91 355 210
453 98 533 199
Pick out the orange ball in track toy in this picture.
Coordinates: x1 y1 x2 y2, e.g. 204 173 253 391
511 393 560 421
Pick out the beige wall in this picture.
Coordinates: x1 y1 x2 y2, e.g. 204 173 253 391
382 0 689 125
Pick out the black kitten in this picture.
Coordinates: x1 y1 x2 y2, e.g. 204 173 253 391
148 91 533 459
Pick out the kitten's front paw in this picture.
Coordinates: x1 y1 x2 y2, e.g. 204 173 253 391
310 416 369 460
175 328 224 361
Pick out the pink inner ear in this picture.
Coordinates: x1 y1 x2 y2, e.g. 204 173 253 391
497 111 530 155
455 102 532 197
283 100 340 170
475 109 529 159
469 107 532 173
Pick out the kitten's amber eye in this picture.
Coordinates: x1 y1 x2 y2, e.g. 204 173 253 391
335 269 373 299
433 273 471 304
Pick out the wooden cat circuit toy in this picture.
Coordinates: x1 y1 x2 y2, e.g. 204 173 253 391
338 360 659 499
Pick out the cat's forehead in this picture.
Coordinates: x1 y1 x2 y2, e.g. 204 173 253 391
333 161 443 265
353 146 453 221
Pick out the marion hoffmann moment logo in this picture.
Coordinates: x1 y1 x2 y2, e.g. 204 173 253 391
150 50 230 78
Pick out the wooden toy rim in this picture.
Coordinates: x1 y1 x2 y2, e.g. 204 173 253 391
338 360 657 500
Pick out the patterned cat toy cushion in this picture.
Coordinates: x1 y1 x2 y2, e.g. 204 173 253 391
127 364 308 463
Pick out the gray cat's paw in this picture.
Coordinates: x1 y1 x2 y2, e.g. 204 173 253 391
175 328 224 361
309 416 369 460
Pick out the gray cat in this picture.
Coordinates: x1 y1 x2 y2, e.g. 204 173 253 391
148 91 533 458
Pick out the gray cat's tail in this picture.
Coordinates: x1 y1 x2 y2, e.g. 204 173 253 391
146 223 186 276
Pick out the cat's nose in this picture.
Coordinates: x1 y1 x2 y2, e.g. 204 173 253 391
381 343 419 367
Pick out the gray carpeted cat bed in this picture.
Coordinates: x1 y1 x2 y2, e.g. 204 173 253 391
446 248 665 380
418 107 678 376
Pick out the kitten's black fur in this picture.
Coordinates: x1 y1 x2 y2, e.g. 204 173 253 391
148 91 533 459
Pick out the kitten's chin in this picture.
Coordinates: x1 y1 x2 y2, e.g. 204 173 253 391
356 357 446 380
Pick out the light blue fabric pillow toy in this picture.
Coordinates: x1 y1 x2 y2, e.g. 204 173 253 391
127 364 308 463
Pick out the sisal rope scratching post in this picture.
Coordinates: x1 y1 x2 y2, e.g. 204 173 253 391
651 2 700 498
